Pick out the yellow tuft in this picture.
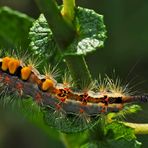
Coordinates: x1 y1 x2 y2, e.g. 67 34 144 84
21 67 32 80
8 58 20 74
1 57 11 71
41 79 54 91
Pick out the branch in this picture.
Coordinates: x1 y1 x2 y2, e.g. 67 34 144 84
61 0 75 25
123 122 148 135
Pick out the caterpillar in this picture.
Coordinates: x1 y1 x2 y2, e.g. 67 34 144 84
0 55 147 133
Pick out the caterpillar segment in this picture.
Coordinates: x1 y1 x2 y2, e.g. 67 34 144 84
121 95 148 103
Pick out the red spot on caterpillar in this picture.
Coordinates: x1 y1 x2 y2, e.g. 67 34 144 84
15 82 23 96
79 93 89 105
60 98 66 102
35 92 42 103
64 87 71 92
0 73 3 81
4 76 11 84
56 103 61 110
79 108 84 114
100 104 107 113
102 95 109 105
29 73 42 86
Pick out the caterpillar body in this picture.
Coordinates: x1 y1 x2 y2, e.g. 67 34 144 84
0 56 147 133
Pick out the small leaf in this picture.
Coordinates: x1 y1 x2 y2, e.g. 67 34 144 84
29 14 60 65
66 6 107 56
106 139 141 148
61 132 88 148
0 6 34 49
105 122 136 140
105 122 141 148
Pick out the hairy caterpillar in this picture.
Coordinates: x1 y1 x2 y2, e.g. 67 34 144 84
0 55 147 133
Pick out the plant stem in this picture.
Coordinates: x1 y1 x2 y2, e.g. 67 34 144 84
34 0 92 87
123 122 148 135
66 56 92 87
35 0 75 49
60 132 87 148
61 0 75 25
107 114 148 135
60 133 70 148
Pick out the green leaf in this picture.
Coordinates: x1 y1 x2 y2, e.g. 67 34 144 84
81 139 141 148
105 122 141 148
29 14 60 65
0 6 34 49
105 122 136 140
86 121 141 148
66 6 107 56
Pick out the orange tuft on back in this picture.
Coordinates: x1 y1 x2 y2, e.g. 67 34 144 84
1 57 11 71
42 79 54 91
8 58 20 74
21 67 32 80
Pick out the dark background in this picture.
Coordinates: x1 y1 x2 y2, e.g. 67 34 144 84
0 0 148 147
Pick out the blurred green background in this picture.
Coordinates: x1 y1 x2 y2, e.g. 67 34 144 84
0 0 148 147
